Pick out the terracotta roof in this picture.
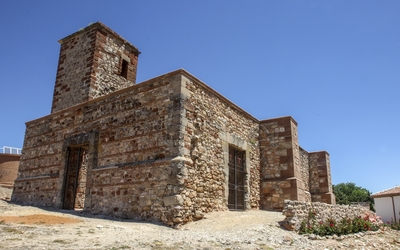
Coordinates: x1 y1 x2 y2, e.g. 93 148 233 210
371 186 400 198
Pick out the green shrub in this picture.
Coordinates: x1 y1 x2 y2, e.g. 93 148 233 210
385 218 400 231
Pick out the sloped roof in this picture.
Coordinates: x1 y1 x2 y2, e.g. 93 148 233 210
371 186 400 198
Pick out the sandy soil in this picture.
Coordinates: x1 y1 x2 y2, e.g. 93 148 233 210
1 186 400 250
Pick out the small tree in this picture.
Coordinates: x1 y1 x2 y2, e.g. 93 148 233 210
333 182 375 211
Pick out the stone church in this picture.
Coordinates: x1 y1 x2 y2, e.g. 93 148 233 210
12 22 335 226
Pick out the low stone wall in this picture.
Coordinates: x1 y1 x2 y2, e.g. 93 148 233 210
282 200 381 231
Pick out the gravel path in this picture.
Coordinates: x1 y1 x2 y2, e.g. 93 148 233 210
1 186 399 250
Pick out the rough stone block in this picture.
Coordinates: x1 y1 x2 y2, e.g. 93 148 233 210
163 195 184 206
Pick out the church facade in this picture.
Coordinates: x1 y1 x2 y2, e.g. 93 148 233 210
12 22 334 226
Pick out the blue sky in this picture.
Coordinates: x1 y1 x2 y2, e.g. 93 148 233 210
0 1 399 194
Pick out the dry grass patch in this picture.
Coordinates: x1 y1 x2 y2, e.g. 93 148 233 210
0 214 82 225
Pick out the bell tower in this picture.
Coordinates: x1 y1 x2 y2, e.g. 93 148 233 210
51 22 140 113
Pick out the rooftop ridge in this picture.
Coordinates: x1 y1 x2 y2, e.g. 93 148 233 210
371 185 400 198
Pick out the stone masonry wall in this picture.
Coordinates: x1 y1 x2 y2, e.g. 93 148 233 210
299 147 311 202
282 200 380 231
51 22 139 113
309 151 335 204
174 73 260 224
12 70 263 226
12 69 336 226
259 117 309 210
12 72 182 225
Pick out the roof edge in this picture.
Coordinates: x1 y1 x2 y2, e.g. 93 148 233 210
26 69 259 126
371 186 400 198
259 116 298 126
26 69 185 126
178 69 258 122
58 21 140 55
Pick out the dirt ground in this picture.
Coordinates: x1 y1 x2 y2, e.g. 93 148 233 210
1 186 400 250
0 214 82 225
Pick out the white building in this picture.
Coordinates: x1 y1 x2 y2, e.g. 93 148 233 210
371 186 400 224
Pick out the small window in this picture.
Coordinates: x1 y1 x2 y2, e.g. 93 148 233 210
121 59 129 79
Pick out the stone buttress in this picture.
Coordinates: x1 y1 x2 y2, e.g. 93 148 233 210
259 117 335 210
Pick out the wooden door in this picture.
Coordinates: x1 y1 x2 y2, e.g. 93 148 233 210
62 146 88 210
